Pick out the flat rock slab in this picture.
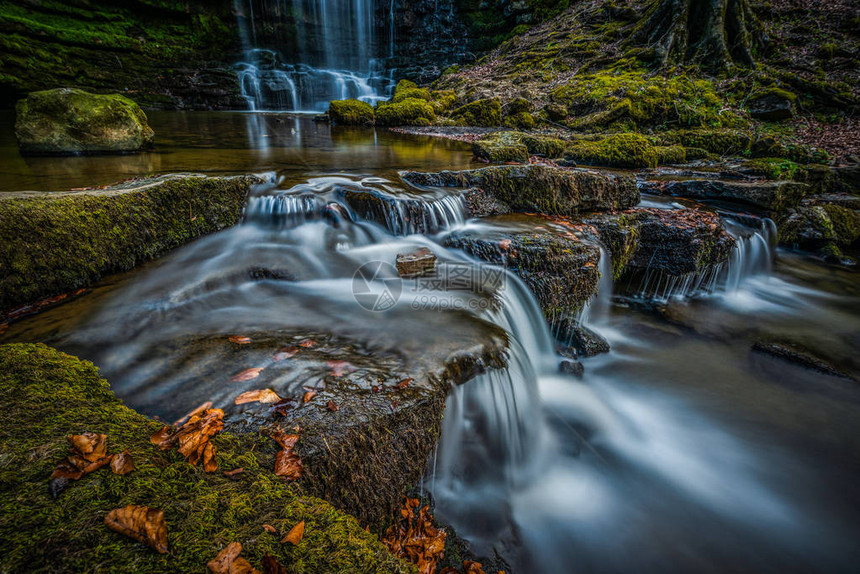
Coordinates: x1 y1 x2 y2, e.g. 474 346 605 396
402 164 639 215
0 174 262 316
639 177 810 211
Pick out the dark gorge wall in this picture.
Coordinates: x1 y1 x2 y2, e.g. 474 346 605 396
0 0 244 110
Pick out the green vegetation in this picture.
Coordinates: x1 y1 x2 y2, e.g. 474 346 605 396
391 80 432 103
0 343 411 573
0 175 259 314
450 98 502 127
565 133 659 169
328 99 375 126
375 98 437 126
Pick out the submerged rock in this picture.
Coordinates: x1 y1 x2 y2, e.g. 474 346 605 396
15 88 154 155
0 174 262 316
559 359 585 378
639 178 811 210
752 340 856 380
402 164 639 216
396 247 437 277
554 323 611 358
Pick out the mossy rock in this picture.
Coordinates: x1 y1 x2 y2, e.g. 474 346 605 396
0 343 413 574
655 145 686 165
521 134 567 158
328 99 375 126
472 131 529 163
430 90 457 113
565 133 658 169
775 205 860 249
748 88 797 121
15 88 154 155
450 98 502 127
375 98 437 126
0 174 261 315
742 158 806 180
658 129 753 157
503 112 536 129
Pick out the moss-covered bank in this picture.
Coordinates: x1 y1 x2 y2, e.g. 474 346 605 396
0 174 261 316
0 343 412 573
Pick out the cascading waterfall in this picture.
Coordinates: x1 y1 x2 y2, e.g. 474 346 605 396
234 0 394 111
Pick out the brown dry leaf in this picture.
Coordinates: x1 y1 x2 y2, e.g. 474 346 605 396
298 339 316 348
151 408 225 472
327 360 354 377
262 524 277 533
394 378 412 390
207 542 260 574
229 335 252 345
261 554 288 574
302 390 317 403
463 561 487 574
270 430 303 480
326 400 338 412
383 498 447 574
231 367 265 382
110 451 135 475
68 433 108 462
223 467 245 478
173 401 213 426
272 398 297 416
499 239 512 250
273 346 298 361
104 505 168 554
280 521 305 545
235 389 282 405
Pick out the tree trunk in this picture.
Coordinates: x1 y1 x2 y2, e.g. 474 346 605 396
633 0 767 71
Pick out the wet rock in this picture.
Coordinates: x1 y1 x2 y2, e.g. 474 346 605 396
402 164 639 216
396 247 437 277
15 88 154 155
586 207 736 280
748 89 796 121
775 204 860 251
442 215 602 323
559 359 585 378
554 324 611 358
752 341 855 380
463 187 512 217
640 178 810 210
0 174 263 316
327 99 374 126
472 131 529 163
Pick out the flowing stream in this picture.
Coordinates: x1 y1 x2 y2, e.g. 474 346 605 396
2 118 859 572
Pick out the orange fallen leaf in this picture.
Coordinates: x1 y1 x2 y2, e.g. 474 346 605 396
463 561 487 574
229 335 252 345
326 400 338 412
235 389 282 405
270 430 303 480
173 401 213 426
110 451 135 475
384 498 447 574
299 339 316 348
327 360 354 377
231 367 265 382
68 433 108 462
223 467 245 478
104 505 168 554
207 541 260 574
49 433 114 497
273 346 298 361
499 239 512 250
280 521 305 545
151 408 224 472
394 378 412 390
262 524 277 533
302 390 317 403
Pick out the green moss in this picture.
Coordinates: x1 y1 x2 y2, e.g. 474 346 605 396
503 112 536 129
375 98 437 126
450 98 502 127
392 87 432 104
744 158 805 180
328 99 375 126
472 131 529 163
430 90 457 113
749 87 797 103
0 175 259 314
655 145 686 165
565 133 659 169
521 134 567 158
0 343 412 574
822 204 860 246
658 128 754 157
551 70 742 131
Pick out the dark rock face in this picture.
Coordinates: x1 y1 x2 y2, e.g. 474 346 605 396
586 208 736 279
15 89 154 155
775 203 860 251
442 215 602 320
752 341 855 380
559 359 585 378
748 91 796 121
402 164 639 215
396 247 437 277
554 324 611 359
639 178 811 210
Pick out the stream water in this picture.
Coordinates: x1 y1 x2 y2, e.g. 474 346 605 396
2 113 859 573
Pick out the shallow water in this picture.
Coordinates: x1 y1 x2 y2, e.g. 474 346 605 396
2 116 859 573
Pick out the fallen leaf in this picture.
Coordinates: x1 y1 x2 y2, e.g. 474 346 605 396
235 389 281 405
203 442 218 473
261 554 288 574
262 524 277 533
302 390 317 403
270 430 303 480
273 346 298 361
229 335 252 345
110 451 135 475
207 542 260 574
173 401 213 426
223 468 245 478
68 433 108 463
272 398 297 416
394 378 412 390
499 239 512 250
327 360 354 377
104 505 168 554
463 561 487 574
299 339 316 348
326 400 338 412
383 498 447 574
372 385 380 393
151 408 224 472
231 367 265 382
280 521 305 545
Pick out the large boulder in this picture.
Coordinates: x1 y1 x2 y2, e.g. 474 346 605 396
327 99 375 126
748 88 796 121
402 164 639 216
639 177 811 211
15 88 154 155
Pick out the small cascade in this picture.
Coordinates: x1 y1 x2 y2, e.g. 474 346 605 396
721 217 777 293
234 0 394 111
579 243 614 326
345 191 467 235
632 264 726 303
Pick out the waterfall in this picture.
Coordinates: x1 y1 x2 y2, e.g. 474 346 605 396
234 0 395 111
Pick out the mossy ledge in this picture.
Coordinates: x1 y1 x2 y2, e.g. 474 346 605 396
0 174 262 317
0 343 412 574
